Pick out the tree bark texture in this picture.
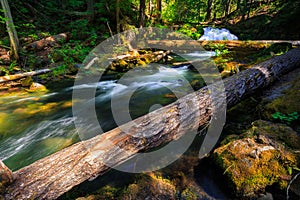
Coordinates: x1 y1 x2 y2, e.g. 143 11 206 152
3 49 300 199
205 0 213 21
0 0 19 60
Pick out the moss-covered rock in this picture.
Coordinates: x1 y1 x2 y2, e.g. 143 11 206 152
21 76 33 87
212 120 300 199
76 174 176 200
263 77 300 125
27 82 48 92
122 174 176 200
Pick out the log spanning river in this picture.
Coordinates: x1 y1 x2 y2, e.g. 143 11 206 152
0 51 214 171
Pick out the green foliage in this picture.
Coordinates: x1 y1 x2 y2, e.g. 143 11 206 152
205 43 230 56
0 15 7 24
51 65 68 77
48 41 92 76
214 47 229 57
0 66 9 75
162 0 205 23
177 24 201 40
272 112 299 125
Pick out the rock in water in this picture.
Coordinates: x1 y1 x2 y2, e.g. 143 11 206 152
28 82 47 92
0 160 14 194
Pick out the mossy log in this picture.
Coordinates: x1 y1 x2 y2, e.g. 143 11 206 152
0 69 51 83
3 49 300 199
24 33 68 51
108 50 170 72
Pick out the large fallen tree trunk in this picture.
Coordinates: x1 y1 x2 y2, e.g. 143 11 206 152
3 49 300 199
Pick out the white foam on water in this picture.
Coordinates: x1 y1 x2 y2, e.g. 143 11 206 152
199 27 238 41
0 117 75 161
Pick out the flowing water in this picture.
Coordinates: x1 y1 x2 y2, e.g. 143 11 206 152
0 50 228 198
0 51 216 171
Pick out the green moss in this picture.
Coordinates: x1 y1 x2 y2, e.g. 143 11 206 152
264 77 300 122
212 120 299 198
251 120 300 149
181 188 198 200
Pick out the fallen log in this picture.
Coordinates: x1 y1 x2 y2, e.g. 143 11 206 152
24 33 68 51
146 40 300 50
3 49 300 199
0 69 51 83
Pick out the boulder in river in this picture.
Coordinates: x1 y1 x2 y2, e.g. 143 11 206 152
212 120 300 199
27 82 48 92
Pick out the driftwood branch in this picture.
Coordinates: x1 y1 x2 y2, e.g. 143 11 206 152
3 49 300 199
0 69 51 83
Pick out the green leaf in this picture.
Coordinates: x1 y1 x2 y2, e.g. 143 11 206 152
288 166 293 175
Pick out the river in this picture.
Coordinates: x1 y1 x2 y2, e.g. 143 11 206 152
0 50 229 199
0 51 216 171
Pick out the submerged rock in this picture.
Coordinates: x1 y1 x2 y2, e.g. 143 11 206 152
212 120 300 199
27 82 48 92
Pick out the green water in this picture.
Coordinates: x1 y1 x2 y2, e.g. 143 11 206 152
0 61 210 171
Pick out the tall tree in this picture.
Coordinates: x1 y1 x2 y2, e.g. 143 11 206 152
205 0 213 21
0 0 19 60
116 0 121 36
139 0 146 27
156 0 162 23
87 0 95 23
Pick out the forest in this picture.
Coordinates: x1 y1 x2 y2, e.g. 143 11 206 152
1 0 300 199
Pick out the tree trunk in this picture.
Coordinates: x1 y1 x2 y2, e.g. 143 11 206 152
4 49 300 199
87 0 95 23
240 0 247 21
0 0 19 60
225 0 231 17
156 0 162 23
116 0 121 37
205 0 213 21
148 0 153 16
247 0 253 19
139 0 146 27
